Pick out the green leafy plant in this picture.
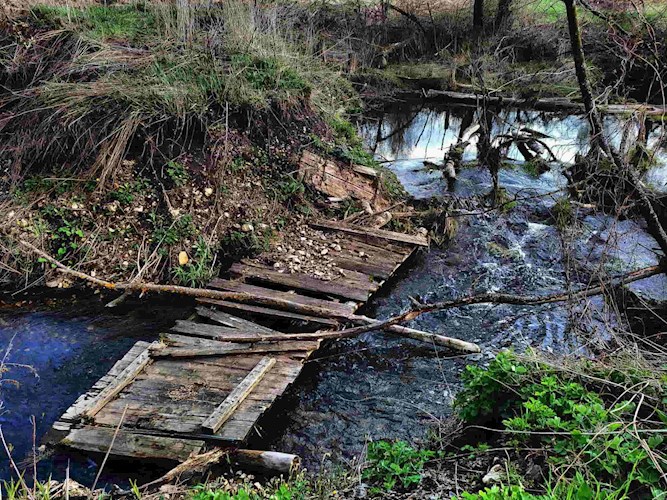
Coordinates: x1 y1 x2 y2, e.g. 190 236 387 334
362 440 435 492
166 161 189 188
455 351 667 497
172 237 216 287
150 212 196 246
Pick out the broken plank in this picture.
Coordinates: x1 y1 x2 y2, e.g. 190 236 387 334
311 220 428 247
229 262 374 302
202 357 276 434
153 341 320 359
196 306 277 334
63 426 204 462
171 320 270 340
197 298 340 327
81 342 156 419
56 342 150 427
207 279 357 318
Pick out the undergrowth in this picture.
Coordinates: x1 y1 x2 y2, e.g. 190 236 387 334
455 350 667 498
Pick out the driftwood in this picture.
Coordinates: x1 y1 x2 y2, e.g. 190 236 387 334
423 90 667 116
137 448 299 491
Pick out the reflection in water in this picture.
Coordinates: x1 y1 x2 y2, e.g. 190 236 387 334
360 101 667 194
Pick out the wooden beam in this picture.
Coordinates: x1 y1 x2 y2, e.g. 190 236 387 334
63 426 204 462
229 262 374 302
81 343 156 419
207 279 357 318
310 220 429 247
195 306 277 334
152 341 320 359
196 298 340 327
202 357 276 434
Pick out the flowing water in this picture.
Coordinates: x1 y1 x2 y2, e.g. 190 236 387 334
1 102 666 484
264 102 667 468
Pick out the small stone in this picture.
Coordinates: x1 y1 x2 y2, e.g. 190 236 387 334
359 251 366 258
223 212 230 218
417 227 428 235
482 464 506 485
241 223 254 233
320 248 328 255
178 251 189 266
273 262 283 269
121 261 129 270
204 187 214 197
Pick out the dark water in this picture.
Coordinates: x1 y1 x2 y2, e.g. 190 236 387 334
265 103 666 469
0 297 192 486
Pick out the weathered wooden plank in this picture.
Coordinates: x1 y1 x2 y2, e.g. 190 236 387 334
153 340 320 359
229 262 373 302
202 357 276 434
171 320 268 340
311 220 428 247
329 254 393 279
56 342 151 427
197 298 340 327
196 306 277 334
82 344 156 418
63 426 204 462
207 280 357 318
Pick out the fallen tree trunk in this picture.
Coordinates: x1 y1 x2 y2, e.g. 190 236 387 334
422 90 667 116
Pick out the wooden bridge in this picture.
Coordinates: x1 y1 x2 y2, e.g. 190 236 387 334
48 221 431 465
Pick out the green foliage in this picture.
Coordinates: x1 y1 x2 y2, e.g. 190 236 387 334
150 213 196 246
552 197 574 230
232 55 310 95
166 161 189 187
172 237 216 287
455 351 667 496
32 5 156 43
272 176 306 206
110 178 150 205
362 440 435 493
459 472 632 499
190 481 305 500
221 227 272 259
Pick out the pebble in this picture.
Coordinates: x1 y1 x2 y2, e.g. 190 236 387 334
320 248 328 255
204 187 214 197
241 223 254 232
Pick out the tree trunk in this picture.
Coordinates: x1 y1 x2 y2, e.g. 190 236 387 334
473 0 484 30
563 0 667 257
494 0 513 30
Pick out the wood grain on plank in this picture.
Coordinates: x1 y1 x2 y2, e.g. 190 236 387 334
196 298 339 327
64 426 204 462
229 262 372 302
311 220 428 247
207 280 356 318
196 306 277 334
202 357 276 434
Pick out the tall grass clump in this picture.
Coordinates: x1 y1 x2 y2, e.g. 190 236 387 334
0 0 356 186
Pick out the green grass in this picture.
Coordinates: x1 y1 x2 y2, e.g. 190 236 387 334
32 4 157 43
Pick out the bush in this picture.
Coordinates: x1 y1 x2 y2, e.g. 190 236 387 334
455 351 667 497
362 440 435 493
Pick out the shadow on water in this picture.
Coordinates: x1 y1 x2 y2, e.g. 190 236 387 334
0 294 193 487
263 102 665 469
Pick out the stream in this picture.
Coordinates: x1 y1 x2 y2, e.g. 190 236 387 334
1 101 666 484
